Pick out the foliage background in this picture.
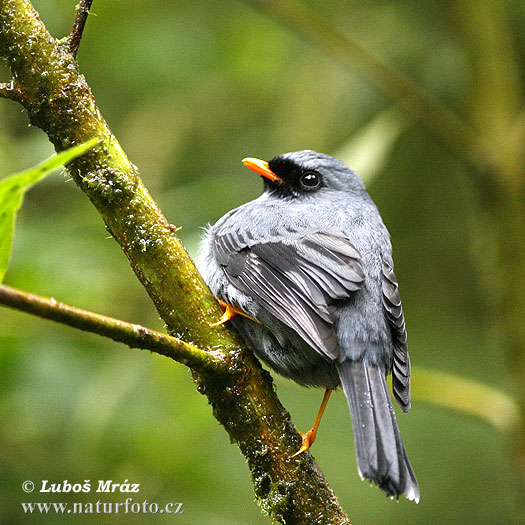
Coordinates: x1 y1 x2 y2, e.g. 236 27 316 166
0 0 523 523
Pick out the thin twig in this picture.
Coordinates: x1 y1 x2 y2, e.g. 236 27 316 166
0 284 225 372
0 2 351 520
69 0 94 57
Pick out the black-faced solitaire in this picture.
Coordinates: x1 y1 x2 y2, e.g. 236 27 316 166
199 150 419 502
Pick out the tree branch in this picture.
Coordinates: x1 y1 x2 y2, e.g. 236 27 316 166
69 0 94 57
0 1 350 522
0 284 224 373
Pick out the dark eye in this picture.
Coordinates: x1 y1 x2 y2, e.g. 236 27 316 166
299 171 321 189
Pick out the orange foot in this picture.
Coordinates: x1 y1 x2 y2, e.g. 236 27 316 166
291 427 318 458
290 388 332 458
210 298 259 326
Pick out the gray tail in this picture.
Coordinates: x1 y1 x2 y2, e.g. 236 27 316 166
338 360 419 502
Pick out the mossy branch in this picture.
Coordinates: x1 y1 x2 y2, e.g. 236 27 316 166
0 1 350 522
0 284 225 372
69 0 94 57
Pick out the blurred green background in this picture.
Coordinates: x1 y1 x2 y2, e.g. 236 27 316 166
1 0 524 523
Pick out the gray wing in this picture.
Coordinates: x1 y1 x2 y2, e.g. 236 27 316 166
214 231 365 360
382 259 411 412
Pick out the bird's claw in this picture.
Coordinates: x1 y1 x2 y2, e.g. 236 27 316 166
291 427 317 458
210 300 236 326
290 389 331 458
210 298 260 326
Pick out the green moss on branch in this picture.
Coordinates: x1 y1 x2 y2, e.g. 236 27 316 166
0 1 351 521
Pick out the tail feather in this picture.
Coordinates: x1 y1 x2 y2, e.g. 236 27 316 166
338 360 419 502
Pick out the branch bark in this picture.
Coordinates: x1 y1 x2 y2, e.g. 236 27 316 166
0 284 224 372
69 0 94 57
0 1 350 522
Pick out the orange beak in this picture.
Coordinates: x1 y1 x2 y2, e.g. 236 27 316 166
242 157 282 183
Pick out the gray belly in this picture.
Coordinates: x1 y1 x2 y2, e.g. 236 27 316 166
231 316 340 389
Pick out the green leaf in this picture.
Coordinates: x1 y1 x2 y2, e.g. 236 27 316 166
0 139 99 282
407 366 522 432
334 106 411 185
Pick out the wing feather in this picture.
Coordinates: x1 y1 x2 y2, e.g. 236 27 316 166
214 231 364 360
382 259 411 412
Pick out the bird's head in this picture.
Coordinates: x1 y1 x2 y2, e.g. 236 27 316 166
242 150 366 199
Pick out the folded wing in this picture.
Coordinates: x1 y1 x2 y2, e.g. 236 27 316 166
382 259 411 412
214 231 365 360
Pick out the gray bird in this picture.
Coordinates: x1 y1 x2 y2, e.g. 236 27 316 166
199 150 419 502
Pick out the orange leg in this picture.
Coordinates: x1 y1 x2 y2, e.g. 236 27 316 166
291 389 332 458
210 298 259 326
